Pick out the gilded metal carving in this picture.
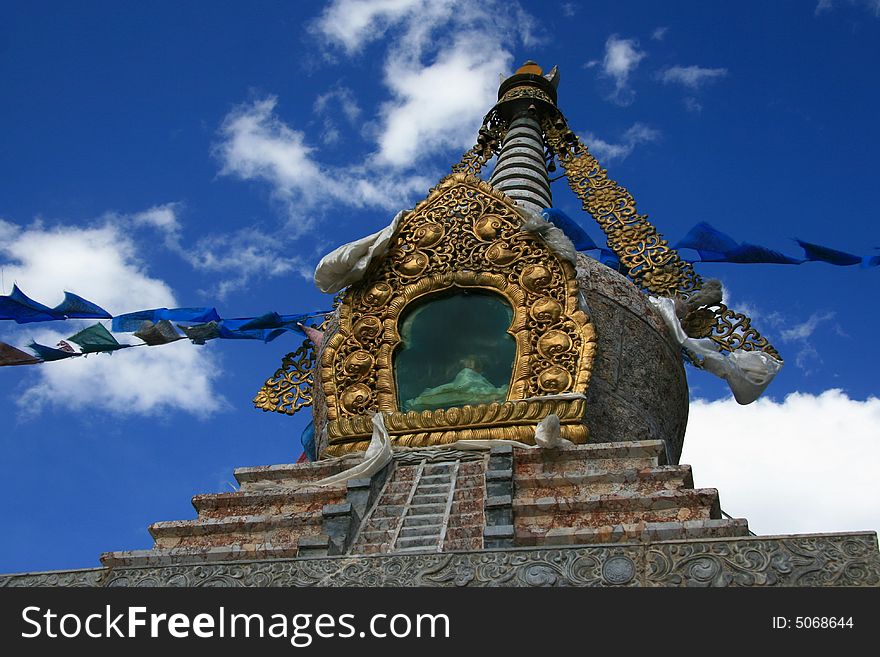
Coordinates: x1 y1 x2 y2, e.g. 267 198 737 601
682 303 781 360
451 108 507 177
542 112 781 361
320 174 596 455
499 86 553 105
253 340 316 416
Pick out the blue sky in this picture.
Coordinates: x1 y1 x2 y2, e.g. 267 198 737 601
1 1 878 574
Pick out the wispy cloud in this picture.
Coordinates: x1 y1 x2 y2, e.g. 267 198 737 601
561 2 578 17
657 65 728 89
684 390 880 535
779 311 836 371
217 1 537 230
683 97 703 114
598 35 646 105
312 0 534 168
313 85 362 145
815 0 880 17
0 216 225 417
651 26 668 41
313 85 361 123
780 311 835 341
215 96 430 232
582 122 661 163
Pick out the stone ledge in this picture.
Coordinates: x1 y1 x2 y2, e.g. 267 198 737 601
4 531 878 588
513 440 667 464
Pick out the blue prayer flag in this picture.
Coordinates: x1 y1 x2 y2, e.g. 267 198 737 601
52 291 112 319
301 420 316 462
797 240 862 266
541 208 599 252
0 285 59 323
28 341 80 361
113 307 221 332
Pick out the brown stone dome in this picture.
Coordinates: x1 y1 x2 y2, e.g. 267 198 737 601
576 253 689 463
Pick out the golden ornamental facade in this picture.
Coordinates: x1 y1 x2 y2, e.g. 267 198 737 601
319 174 596 455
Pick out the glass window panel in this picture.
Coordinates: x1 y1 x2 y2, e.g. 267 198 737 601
395 291 516 412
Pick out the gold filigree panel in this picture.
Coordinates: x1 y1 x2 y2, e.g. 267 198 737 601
542 112 781 361
253 340 315 416
320 174 596 453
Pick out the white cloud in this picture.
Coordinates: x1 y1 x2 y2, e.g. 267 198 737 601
683 97 703 113
0 219 172 312
218 1 538 225
130 203 182 250
313 1 531 166
561 2 578 18
600 35 646 105
17 329 225 418
314 86 361 123
651 26 668 41
216 96 430 231
377 35 511 166
582 122 661 163
780 311 835 341
658 65 728 89
816 0 880 16
312 0 425 55
778 311 837 371
0 218 224 417
683 390 880 535
314 86 362 145
119 203 313 299
216 97 325 230
185 228 313 299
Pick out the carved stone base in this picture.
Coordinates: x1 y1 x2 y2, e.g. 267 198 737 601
3 532 877 587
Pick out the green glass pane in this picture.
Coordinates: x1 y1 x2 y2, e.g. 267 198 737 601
395 292 516 412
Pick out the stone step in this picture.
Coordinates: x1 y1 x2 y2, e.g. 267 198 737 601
454 474 484 489
373 492 411 507
371 504 406 519
515 518 751 546
418 474 452 484
234 457 361 490
514 488 720 518
359 516 398 532
407 502 446 515
422 463 455 475
398 524 442 539
452 486 485 502
514 441 667 477
443 537 483 552
514 465 693 498
409 493 450 506
148 512 322 549
396 535 441 550
402 513 444 528
443 525 483 541
355 528 395 545
100 542 302 568
191 489 344 520
414 483 450 495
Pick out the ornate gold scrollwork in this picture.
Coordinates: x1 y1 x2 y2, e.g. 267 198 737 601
451 109 508 177
499 86 553 105
542 112 781 361
320 174 596 456
253 340 316 416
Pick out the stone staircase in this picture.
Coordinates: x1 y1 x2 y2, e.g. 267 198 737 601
99 457 356 567
350 458 485 554
99 440 749 567
511 440 750 546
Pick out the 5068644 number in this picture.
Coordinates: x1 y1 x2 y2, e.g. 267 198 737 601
795 617 853 629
